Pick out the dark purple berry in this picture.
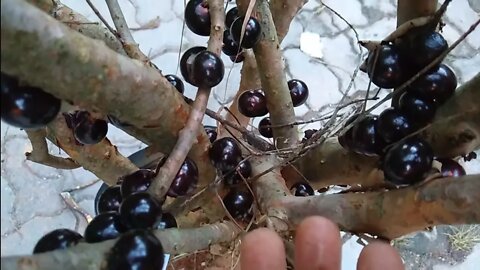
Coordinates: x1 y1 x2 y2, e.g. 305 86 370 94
222 29 241 56
84 212 126 243
230 52 245 63
192 51 225 88
382 137 433 185
291 182 314 196
408 64 457 105
185 0 211 36
224 160 252 186
160 212 177 229
167 157 199 197
180 46 207 86
165 74 185 94
351 115 386 156
106 229 164 270
1 73 61 129
399 31 448 70
120 192 162 229
398 91 436 127
238 90 268 117
230 16 261 49
225 7 239 29
33 229 83 254
437 158 466 178
223 189 253 219
208 137 242 172
287 79 309 107
204 125 218 143
258 117 273 138
367 44 407 89
120 169 156 198
97 185 123 214
376 108 415 144
72 111 108 145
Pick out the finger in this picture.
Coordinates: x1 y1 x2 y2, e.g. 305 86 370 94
357 241 404 270
240 228 287 270
294 216 342 270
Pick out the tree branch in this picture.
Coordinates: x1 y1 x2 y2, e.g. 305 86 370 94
0 0 215 186
45 114 138 185
105 0 150 62
236 0 299 148
148 0 225 199
0 221 241 270
24 128 80 170
282 175 480 240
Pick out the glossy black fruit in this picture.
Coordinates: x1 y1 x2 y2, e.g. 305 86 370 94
230 52 245 63
106 229 164 270
225 7 239 29
208 137 242 172
408 64 457 105
167 157 199 197
192 51 225 88
180 46 207 86
224 160 252 186
238 90 268 117
398 92 436 127
84 212 126 243
351 115 386 156
160 212 178 229
120 169 156 198
399 31 448 69
338 114 360 151
97 185 123 214
204 125 218 143
367 44 407 89
258 117 273 138
437 158 466 178
72 111 108 145
382 137 433 185
287 79 309 107
291 182 314 196
185 0 211 36
33 229 83 254
223 189 253 219
120 192 162 229
1 73 61 129
230 16 261 49
222 29 241 56
165 74 185 94
376 108 415 144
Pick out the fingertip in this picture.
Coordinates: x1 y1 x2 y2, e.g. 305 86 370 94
240 228 287 270
357 241 404 270
295 216 341 270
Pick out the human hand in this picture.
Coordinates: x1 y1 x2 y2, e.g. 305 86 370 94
240 216 404 270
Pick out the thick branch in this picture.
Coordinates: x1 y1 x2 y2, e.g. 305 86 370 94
423 72 480 158
236 0 299 148
46 115 138 185
0 221 241 270
0 0 215 185
148 0 225 199
25 129 80 169
283 175 480 239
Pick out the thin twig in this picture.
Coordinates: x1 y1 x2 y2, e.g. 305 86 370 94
148 0 225 199
25 129 80 169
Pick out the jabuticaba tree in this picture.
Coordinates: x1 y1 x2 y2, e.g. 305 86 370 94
1 0 479 269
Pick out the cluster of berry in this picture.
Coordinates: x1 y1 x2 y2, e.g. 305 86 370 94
339 29 465 186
